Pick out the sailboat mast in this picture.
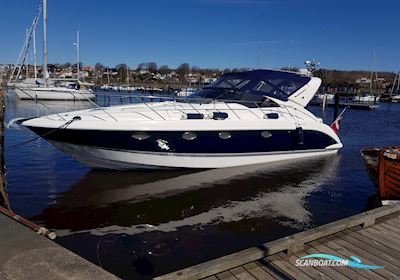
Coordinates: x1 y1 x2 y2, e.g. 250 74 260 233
43 0 48 87
397 72 400 92
25 28 29 78
76 30 80 81
369 49 374 92
126 66 129 87
33 26 37 80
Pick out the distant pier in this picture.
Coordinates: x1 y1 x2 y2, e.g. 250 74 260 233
310 99 379 110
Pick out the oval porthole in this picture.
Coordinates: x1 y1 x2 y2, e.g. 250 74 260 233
132 132 151 140
182 132 197 141
218 132 231 140
261 131 272 139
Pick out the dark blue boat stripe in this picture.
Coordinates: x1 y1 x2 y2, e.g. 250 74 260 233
27 127 337 154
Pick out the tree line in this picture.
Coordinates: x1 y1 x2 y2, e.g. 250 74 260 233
43 61 398 86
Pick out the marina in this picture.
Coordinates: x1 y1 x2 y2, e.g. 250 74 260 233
2 85 400 278
1 0 400 279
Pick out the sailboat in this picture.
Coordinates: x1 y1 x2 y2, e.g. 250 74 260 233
388 72 400 103
14 0 95 101
354 49 380 103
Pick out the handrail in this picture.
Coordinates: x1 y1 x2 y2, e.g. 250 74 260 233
91 92 320 124
130 95 166 120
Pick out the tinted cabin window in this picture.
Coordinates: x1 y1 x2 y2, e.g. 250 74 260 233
188 70 311 102
253 79 305 97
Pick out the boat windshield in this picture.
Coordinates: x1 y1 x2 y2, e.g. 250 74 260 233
188 70 311 103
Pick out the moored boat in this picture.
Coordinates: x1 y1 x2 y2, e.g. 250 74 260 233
378 147 400 200
11 0 95 101
361 147 400 202
353 92 380 103
22 69 343 170
14 86 95 101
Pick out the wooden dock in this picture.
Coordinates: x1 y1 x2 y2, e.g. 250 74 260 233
156 203 400 280
340 102 379 110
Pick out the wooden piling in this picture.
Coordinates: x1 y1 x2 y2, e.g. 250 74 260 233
0 86 8 209
333 92 339 121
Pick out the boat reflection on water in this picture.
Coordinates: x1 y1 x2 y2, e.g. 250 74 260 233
36 155 341 235
35 155 341 279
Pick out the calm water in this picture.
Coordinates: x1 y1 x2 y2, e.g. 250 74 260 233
3 92 400 279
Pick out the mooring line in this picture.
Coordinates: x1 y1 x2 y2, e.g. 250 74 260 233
5 117 79 152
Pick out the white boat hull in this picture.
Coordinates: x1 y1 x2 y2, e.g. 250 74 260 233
15 88 95 101
50 141 340 170
353 95 380 102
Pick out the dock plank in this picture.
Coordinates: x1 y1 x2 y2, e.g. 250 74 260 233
344 228 400 261
308 239 383 280
229 266 257 280
298 245 350 280
373 223 400 239
385 217 400 229
373 222 400 236
256 259 294 280
242 262 277 280
203 276 219 280
216 271 237 280
379 222 400 234
364 226 400 248
339 230 400 268
281 250 332 280
321 238 397 280
291 252 331 280
379 221 400 235
326 233 400 279
266 253 313 280
354 226 400 254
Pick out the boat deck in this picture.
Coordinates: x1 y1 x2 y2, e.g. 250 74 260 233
156 203 400 280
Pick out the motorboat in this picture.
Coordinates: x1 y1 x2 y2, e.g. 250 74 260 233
176 88 198 97
22 69 343 170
